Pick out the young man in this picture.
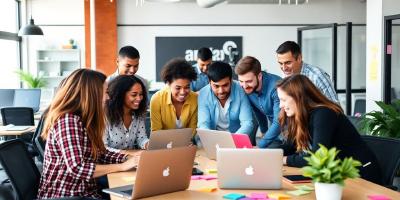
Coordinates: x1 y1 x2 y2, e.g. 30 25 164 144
276 41 339 103
198 61 253 135
191 47 213 92
107 46 148 90
235 56 282 148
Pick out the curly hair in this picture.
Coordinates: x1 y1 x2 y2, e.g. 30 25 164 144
161 57 197 84
106 75 148 126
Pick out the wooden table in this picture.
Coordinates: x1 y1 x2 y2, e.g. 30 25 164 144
108 150 400 200
0 126 35 136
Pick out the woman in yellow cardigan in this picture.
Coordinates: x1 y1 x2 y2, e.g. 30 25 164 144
150 58 198 134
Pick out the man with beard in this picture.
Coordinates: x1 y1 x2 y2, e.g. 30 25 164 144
235 56 282 148
191 47 213 92
198 61 253 135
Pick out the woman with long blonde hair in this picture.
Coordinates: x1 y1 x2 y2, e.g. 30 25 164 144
38 69 138 199
277 74 382 184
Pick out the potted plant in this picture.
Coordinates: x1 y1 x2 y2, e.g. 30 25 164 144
15 70 47 88
302 144 362 200
359 100 400 139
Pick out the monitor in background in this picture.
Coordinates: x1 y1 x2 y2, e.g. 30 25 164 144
13 89 41 113
0 89 15 108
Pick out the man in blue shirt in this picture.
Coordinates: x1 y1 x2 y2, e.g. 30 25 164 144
198 61 253 135
235 56 282 148
276 41 339 104
191 47 212 92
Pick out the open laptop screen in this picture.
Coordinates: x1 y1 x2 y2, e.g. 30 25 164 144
0 89 15 108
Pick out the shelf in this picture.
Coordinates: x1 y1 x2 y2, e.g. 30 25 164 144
37 60 79 62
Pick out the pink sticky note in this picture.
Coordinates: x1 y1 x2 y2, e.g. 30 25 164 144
201 175 217 180
239 198 256 200
368 194 391 200
191 175 202 180
250 192 268 198
387 45 392 55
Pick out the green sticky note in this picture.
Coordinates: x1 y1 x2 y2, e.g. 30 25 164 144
223 193 246 200
294 185 314 191
287 190 311 196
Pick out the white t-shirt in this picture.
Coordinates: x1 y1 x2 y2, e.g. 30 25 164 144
216 97 231 131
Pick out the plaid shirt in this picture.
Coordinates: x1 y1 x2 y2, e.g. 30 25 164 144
301 62 339 104
37 113 127 199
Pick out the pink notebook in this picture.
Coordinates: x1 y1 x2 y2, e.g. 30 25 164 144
232 134 253 148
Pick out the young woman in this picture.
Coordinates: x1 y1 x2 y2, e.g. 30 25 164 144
150 58 198 134
276 74 382 184
104 75 149 154
38 69 138 199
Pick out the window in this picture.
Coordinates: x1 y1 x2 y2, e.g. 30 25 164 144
0 0 21 89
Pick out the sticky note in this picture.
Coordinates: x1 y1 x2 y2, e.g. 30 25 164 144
250 192 268 198
367 195 392 200
287 190 310 196
191 175 202 180
122 176 135 182
206 168 218 174
269 193 291 200
294 185 314 191
198 187 217 192
223 193 246 200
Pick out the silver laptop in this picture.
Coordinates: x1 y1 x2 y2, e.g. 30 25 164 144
217 148 283 189
197 128 236 160
103 146 196 199
13 89 41 113
148 128 193 150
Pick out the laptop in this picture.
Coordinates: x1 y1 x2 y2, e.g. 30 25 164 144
13 89 41 113
148 128 193 150
197 128 236 160
232 133 253 148
217 148 283 189
103 145 196 199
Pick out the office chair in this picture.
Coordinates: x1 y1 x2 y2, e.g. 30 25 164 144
32 115 46 162
361 135 400 190
0 139 41 200
0 107 34 126
353 99 366 116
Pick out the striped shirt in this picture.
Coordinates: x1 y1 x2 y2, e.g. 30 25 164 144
300 62 339 104
37 113 127 199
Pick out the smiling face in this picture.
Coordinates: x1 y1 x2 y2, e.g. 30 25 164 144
277 87 297 117
277 51 302 77
123 83 143 111
210 77 231 102
117 56 140 75
238 72 262 94
169 78 191 103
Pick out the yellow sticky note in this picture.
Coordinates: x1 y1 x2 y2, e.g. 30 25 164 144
122 176 135 182
198 187 217 192
269 193 291 200
206 168 218 174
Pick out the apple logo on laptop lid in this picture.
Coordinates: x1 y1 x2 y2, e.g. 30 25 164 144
245 165 254 176
166 141 173 149
163 167 170 177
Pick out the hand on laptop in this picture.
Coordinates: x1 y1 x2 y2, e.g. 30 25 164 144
121 149 144 157
121 155 140 171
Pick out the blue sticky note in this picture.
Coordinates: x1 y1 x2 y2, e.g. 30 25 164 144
223 193 246 200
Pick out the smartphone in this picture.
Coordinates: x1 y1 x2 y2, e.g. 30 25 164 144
192 167 204 175
283 175 312 184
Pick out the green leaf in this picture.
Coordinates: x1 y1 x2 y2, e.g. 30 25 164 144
15 70 47 88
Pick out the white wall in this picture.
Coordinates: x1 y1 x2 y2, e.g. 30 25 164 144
25 0 85 74
117 0 366 84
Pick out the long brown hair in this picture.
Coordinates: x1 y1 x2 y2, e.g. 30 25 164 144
42 69 107 159
277 74 343 152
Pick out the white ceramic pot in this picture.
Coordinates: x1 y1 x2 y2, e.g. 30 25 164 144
315 182 343 200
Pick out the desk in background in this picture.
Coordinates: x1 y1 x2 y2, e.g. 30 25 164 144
0 126 35 137
107 150 400 200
